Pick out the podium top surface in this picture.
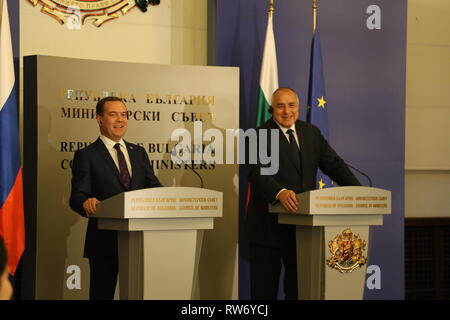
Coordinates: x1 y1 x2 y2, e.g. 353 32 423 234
96 187 223 219
269 186 391 215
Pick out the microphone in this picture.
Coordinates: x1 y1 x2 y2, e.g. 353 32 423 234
185 160 204 189
345 162 373 187
171 147 204 188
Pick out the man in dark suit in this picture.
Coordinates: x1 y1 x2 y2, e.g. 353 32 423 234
69 96 162 300
246 87 361 300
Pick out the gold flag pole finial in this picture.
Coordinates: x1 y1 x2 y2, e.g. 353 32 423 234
269 0 275 18
313 0 317 32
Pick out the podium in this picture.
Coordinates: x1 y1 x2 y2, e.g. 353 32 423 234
269 186 391 300
95 187 222 300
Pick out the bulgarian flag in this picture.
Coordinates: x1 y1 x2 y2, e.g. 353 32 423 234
246 7 279 211
0 0 25 276
256 10 279 127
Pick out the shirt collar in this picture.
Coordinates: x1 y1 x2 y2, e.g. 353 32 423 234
100 135 126 150
273 119 296 135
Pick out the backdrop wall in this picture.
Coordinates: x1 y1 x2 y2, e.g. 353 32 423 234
23 55 239 299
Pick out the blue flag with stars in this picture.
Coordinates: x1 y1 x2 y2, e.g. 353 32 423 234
307 28 333 189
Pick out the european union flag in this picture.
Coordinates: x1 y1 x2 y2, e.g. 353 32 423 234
307 28 333 189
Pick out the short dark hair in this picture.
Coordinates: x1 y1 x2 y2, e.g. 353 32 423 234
0 237 7 274
96 96 125 116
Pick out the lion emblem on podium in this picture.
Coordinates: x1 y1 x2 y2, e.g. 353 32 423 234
326 228 367 273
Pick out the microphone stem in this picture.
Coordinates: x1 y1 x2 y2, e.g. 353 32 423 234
346 163 372 187
188 161 204 188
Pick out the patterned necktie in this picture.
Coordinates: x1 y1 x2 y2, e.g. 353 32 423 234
287 129 301 169
114 143 131 190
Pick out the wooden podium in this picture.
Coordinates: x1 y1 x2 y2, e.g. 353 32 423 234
269 186 391 300
95 187 222 300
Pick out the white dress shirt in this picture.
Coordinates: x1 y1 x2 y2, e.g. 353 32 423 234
99 135 133 177
273 119 300 148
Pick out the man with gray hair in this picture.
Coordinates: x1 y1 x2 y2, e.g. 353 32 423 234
246 87 360 299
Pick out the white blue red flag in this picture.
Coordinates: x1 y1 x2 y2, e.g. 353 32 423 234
0 0 24 276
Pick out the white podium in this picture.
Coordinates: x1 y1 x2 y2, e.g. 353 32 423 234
95 187 222 300
269 186 391 300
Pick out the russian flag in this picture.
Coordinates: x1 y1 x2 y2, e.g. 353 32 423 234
0 0 24 276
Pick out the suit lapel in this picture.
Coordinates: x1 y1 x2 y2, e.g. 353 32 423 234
296 121 306 173
93 138 122 186
124 140 138 190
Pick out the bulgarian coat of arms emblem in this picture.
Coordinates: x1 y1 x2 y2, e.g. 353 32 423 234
28 0 160 27
326 228 367 273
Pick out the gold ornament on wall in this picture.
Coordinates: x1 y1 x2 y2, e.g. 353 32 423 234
27 0 160 28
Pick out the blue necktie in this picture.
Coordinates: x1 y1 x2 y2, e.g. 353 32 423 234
287 129 300 169
114 143 131 190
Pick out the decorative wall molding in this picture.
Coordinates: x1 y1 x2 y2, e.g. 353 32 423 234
27 0 160 27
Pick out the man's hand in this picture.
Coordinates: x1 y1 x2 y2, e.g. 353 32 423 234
83 198 100 216
278 189 299 213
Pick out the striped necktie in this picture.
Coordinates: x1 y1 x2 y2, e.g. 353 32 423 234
114 143 131 190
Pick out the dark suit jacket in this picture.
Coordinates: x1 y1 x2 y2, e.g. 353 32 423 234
70 138 162 258
246 118 361 248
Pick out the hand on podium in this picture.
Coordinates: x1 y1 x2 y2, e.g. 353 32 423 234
83 198 100 215
277 189 299 213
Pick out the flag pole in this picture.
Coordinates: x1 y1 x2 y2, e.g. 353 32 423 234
312 0 317 32
0 0 4 26
269 0 274 18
